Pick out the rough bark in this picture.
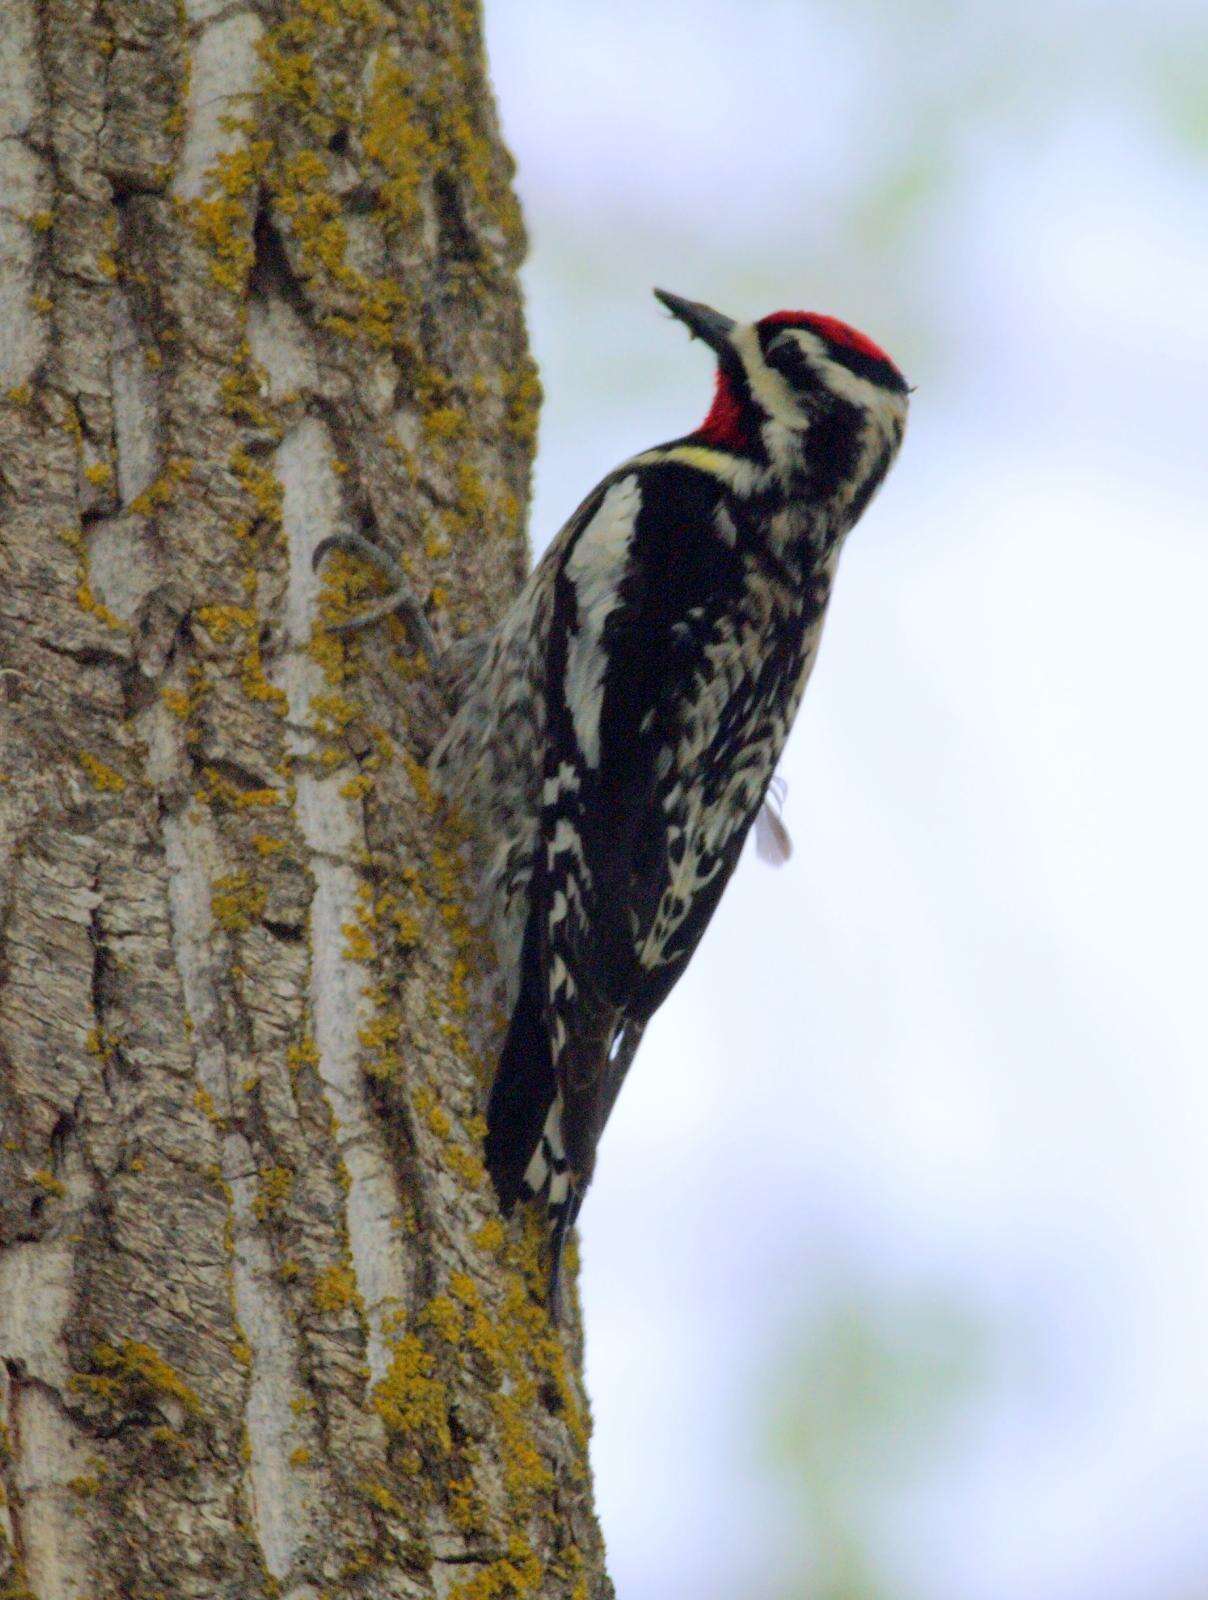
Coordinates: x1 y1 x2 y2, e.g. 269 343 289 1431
0 1 608 1596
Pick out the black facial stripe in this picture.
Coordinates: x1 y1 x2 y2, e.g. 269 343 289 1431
762 334 812 388
826 343 909 393
717 342 751 393
799 401 864 502
758 323 908 396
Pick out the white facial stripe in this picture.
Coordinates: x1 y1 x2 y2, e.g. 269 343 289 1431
731 323 810 426
780 328 909 428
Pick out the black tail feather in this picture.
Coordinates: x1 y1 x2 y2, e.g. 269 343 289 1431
484 961 556 1213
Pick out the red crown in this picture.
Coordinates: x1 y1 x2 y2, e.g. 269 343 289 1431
760 310 896 370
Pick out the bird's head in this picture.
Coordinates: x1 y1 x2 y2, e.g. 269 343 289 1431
654 289 910 476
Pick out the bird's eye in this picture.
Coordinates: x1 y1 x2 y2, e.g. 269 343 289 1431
767 335 813 388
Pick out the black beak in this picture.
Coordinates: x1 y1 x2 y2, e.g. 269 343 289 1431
654 289 736 356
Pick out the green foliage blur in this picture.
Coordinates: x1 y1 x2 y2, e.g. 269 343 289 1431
759 1284 989 1600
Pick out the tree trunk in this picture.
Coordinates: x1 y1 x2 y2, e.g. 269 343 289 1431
0 1 609 1595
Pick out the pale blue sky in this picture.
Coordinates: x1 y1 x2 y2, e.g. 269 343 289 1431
484 4 1208 1595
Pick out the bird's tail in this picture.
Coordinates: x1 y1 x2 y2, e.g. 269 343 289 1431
484 919 625 1320
484 963 581 1321
484 938 559 1212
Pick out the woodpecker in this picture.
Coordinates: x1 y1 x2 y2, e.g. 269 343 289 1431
317 290 910 1318
428 290 910 1315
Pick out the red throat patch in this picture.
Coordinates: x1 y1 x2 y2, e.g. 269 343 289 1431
698 368 747 448
762 309 895 369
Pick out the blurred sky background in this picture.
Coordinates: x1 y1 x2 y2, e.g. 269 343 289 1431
481 3 1208 1596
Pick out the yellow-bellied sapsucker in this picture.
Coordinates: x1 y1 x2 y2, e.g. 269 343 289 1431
318 290 909 1316
431 291 910 1313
